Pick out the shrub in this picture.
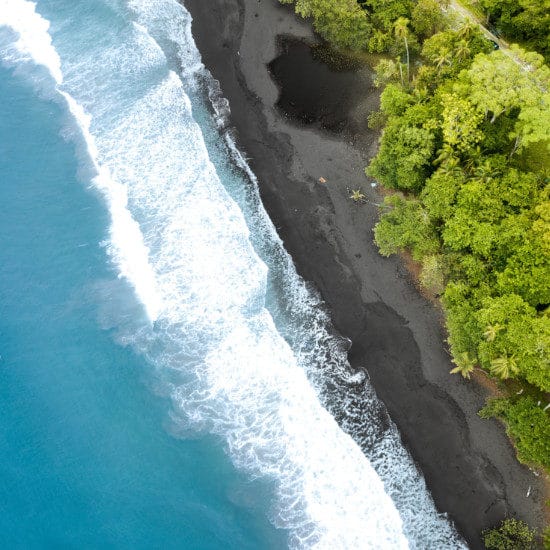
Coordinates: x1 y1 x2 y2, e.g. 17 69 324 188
482 518 536 550
479 397 550 471
373 195 439 260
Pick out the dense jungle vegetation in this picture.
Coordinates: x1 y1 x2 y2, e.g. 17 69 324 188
279 0 550 478
477 0 550 63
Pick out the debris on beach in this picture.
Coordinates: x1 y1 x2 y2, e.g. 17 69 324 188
318 176 327 183
349 189 367 203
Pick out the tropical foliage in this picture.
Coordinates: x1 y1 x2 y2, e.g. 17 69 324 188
279 0 420 53
368 35 550 393
279 0 373 49
482 518 537 550
478 0 550 62
479 397 550 469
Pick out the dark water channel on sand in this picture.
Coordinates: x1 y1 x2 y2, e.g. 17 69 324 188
268 39 376 136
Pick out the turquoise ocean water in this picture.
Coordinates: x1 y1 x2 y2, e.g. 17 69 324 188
0 1 465 548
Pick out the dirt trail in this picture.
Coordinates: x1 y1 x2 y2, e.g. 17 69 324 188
448 0 535 71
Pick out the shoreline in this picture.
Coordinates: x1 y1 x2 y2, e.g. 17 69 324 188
183 0 546 546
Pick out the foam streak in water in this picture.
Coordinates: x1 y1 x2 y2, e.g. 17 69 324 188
0 0 62 82
0 0 162 322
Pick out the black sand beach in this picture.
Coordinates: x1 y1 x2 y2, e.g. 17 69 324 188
183 0 546 546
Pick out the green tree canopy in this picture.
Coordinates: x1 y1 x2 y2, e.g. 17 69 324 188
482 518 537 550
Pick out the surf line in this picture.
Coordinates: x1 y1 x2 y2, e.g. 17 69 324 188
0 0 162 322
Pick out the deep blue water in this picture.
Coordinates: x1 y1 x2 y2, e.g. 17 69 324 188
0 1 465 548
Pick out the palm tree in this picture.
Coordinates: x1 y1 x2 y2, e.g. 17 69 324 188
434 46 452 71
489 355 519 379
462 147 481 174
450 352 476 379
457 22 475 41
435 148 463 177
394 17 410 83
455 40 471 63
395 56 405 87
434 145 455 165
483 324 503 342
473 159 500 184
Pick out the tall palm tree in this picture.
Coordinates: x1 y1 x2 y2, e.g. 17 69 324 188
462 147 481 174
394 17 410 83
450 352 476 378
434 144 455 165
395 56 404 87
483 324 503 342
455 39 471 63
434 46 452 71
473 158 500 183
490 355 519 379
457 22 475 41
434 147 462 177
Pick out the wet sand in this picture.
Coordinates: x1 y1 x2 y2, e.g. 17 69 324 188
183 0 546 546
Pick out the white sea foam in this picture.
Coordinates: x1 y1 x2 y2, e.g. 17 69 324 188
0 0 162 322
1 0 466 548
0 0 62 82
